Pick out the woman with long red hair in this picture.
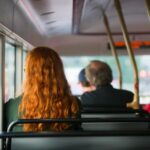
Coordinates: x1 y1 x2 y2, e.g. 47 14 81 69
4 47 80 131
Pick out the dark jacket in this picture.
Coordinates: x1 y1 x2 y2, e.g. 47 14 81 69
4 96 81 131
81 84 134 108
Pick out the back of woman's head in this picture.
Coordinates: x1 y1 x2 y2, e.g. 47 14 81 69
20 47 79 131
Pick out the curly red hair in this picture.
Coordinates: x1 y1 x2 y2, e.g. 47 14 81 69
19 47 79 131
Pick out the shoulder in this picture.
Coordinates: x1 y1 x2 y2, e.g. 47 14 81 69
6 95 22 103
80 91 96 105
113 88 134 102
115 88 134 95
81 90 96 99
5 95 22 108
4 95 22 131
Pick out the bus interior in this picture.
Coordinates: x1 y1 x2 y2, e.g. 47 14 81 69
0 0 150 149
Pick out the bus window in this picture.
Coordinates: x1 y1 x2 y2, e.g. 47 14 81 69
62 55 150 104
135 55 150 104
119 56 133 91
62 56 119 95
5 43 16 102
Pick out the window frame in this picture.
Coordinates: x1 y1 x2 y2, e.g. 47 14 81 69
0 34 5 149
4 41 16 101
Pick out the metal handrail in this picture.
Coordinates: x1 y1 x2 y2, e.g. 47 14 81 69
145 0 150 20
103 12 122 89
114 0 139 109
1 130 150 139
7 117 150 132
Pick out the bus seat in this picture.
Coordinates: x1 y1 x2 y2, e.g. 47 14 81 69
82 122 148 130
6 118 150 150
10 135 150 150
81 108 150 130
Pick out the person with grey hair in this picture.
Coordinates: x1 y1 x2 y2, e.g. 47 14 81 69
81 60 134 108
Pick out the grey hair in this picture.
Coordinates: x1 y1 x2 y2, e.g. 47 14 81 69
85 60 113 87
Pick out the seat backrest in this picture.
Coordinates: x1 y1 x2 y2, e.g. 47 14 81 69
11 135 150 150
82 122 149 130
81 108 149 117
81 108 150 130
6 118 150 150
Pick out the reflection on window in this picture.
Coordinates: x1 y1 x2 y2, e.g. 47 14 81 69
5 43 15 101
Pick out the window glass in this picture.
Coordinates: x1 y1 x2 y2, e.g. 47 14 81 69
61 56 118 95
62 55 150 104
5 43 15 102
119 56 133 91
135 56 150 104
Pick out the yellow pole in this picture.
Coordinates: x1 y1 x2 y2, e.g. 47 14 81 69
103 13 122 89
114 0 139 109
145 0 150 20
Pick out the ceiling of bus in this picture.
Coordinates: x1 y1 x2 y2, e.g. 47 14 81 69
16 0 73 36
3 0 149 55
17 0 150 36
80 0 150 34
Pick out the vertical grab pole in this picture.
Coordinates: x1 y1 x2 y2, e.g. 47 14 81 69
103 13 122 89
145 0 150 20
114 0 139 109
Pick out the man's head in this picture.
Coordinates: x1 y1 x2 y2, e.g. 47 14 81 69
78 68 95 92
78 68 90 87
85 60 113 87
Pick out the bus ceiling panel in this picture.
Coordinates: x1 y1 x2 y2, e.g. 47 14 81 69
0 0 44 47
113 35 150 43
80 0 150 34
20 0 73 36
44 35 109 56
13 4 45 47
44 35 130 56
43 34 150 56
80 0 111 33
0 0 14 31
115 0 150 33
